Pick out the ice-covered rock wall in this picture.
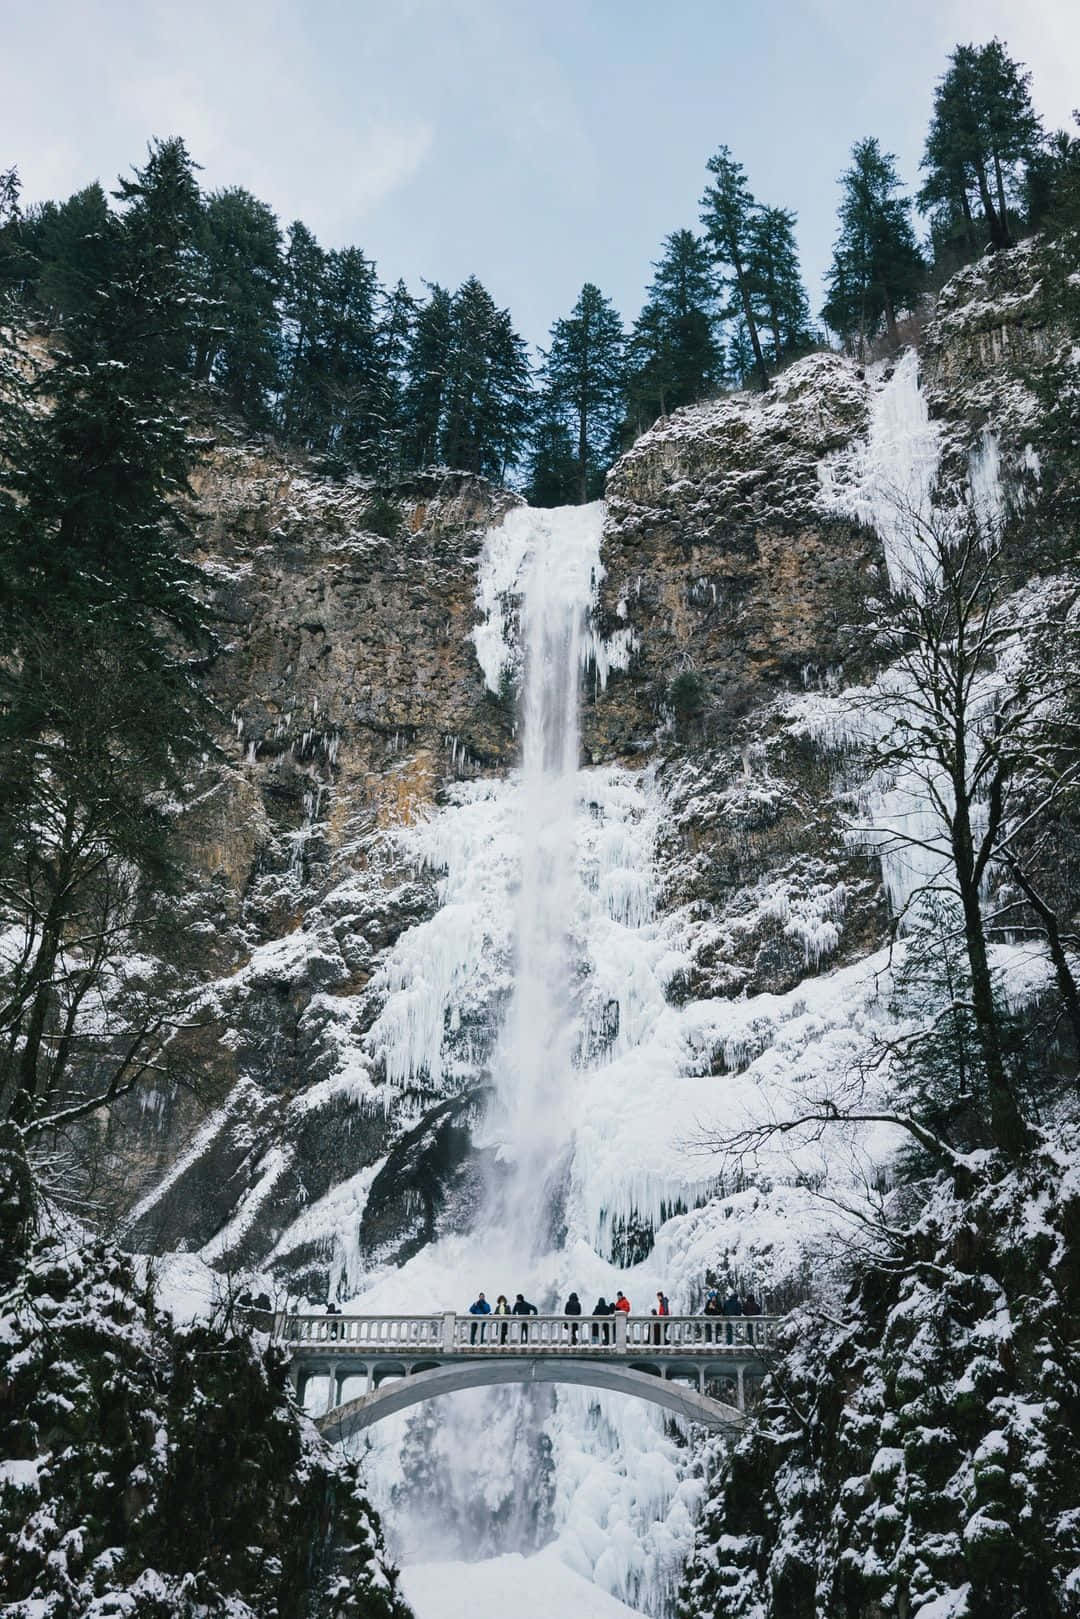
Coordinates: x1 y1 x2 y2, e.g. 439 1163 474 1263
103 245 1070 1618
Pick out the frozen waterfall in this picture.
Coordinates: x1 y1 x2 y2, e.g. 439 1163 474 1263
484 503 605 1255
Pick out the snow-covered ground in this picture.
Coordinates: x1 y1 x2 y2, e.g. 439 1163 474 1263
401 1548 643 1619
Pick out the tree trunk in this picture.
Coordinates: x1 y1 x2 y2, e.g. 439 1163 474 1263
959 188 978 255
1007 862 1080 1059
973 155 1006 250
577 395 588 505
991 151 1012 248
732 253 769 391
882 285 898 346
952 800 1031 1154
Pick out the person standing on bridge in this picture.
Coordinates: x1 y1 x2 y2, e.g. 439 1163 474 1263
493 1293 511 1344
564 1291 582 1344
512 1292 537 1344
654 1290 670 1344
721 1287 742 1345
469 1291 491 1344
613 1291 631 1332
591 1297 612 1343
702 1289 720 1344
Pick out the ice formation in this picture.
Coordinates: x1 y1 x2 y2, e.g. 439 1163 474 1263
817 347 942 592
288 501 911 1616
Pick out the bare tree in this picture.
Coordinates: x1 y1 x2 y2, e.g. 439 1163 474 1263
840 504 1080 1154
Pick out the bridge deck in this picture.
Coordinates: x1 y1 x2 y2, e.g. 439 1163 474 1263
275 1310 776 1357
272 1312 778 1429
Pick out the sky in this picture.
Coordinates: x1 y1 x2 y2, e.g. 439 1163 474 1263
4 0 1078 351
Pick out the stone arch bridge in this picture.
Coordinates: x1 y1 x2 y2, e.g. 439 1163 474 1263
272 1311 779 1440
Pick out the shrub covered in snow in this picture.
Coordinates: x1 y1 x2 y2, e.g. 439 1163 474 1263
678 1142 1080 1619
0 1237 411 1619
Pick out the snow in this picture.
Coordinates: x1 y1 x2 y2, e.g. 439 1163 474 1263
301 501 915 1612
817 348 942 592
400 1547 643 1619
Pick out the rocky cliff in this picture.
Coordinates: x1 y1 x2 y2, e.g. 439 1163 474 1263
108 240 1063 1314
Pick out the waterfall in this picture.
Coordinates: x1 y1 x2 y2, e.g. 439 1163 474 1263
484 502 604 1256
351 500 702 1614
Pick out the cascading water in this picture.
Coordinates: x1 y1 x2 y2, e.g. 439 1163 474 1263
482 503 603 1255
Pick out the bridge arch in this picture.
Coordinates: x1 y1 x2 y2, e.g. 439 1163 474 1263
314 1357 744 1440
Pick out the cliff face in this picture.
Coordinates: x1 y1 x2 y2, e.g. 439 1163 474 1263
112 242 1062 1307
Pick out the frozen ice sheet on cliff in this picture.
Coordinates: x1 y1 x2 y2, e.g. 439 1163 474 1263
471 501 614 695
817 348 942 592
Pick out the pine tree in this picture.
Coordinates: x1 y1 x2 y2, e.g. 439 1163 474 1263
314 246 383 468
401 282 454 470
193 187 283 426
0 146 213 1136
538 282 624 503
109 137 203 387
374 277 417 476
30 184 118 325
526 398 580 507
746 205 814 365
439 277 531 480
919 40 1043 254
823 138 923 354
726 316 756 388
626 229 721 429
700 146 770 391
277 219 327 444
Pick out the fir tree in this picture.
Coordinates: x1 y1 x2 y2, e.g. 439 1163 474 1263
746 205 814 365
277 219 327 444
30 184 118 325
314 246 382 467
919 40 1043 253
538 282 624 503
526 399 580 507
109 136 203 386
439 277 531 480
0 147 213 1137
401 282 454 470
700 146 770 391
626 228 721 430
374 277 417 476
193 187 283 426
823 138 923 354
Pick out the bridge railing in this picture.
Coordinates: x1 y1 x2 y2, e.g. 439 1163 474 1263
275 1311 780 1354
278 1313 445 1347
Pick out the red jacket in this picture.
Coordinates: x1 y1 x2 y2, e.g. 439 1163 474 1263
613 1296 631 1313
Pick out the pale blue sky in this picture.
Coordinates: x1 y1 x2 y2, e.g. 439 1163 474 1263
5 0 1078 348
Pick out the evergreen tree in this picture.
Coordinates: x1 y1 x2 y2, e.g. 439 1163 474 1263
277 219 327 444
439 277 531 480
823 138 923 354
109 137 203 385
626 228 721 430
747 205 814 365
313 246 383 467
193 187 283 426
700 146 770 391
919 40 1043 253
526 398 580 507
374 277 417 476
537 282 624 504
401 282 454 470
726 316 756 388
0 147 213 1136
31 184 117 325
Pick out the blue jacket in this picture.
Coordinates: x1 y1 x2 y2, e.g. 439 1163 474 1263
469 1299 492 1315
